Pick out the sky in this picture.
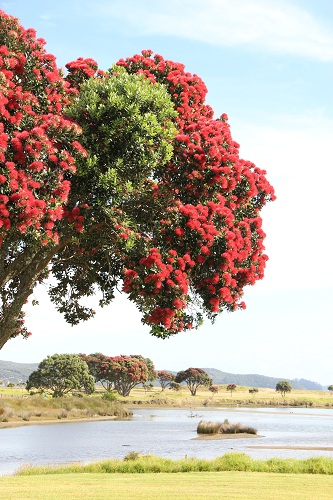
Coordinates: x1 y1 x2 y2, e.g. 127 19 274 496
0 0 332 385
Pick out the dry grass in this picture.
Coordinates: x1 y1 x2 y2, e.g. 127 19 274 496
197 419 257 435
0 393 130 426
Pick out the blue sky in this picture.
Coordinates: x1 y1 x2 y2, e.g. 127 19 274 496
1 0 332 385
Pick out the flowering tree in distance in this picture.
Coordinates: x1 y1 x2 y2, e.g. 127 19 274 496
175 368 212 396
80 353 153 396
226 383 237 397
0 10 275 349
157 370 175 390
107 355 149 397
80 352 115 392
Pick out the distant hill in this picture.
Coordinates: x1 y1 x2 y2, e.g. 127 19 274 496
202 368 324 391
0 359 324 390
0 360 38 384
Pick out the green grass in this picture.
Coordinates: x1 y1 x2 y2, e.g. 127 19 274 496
1 471 333 499
17 453 333 475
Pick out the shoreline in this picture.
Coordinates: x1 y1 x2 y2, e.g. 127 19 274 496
0 415 118 430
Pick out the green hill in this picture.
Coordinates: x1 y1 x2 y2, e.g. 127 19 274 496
0 359 38 384
202 368 324 390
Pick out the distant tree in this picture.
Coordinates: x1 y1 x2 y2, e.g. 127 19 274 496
157 370 175 391
175 368 212 396
170 381 181 391
328 385 333 395
26 354 95 397
80 353 114 392
226 383 237 397
275 380 292 398
107 355 149 397
249 387 259 395
132 355 156 382
7 382 15 388
80 353 152 396
209 385 219 393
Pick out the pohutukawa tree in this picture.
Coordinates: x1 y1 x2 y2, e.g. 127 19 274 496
175 367 212 396
80 353 155 395
226 383 237 397
106 355 149 397
0 10 275 349
80 352 115 392
157 370 175 390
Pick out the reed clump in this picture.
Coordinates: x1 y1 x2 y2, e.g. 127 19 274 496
197 419 257 435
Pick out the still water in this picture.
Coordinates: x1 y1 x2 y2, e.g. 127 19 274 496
1 406 332 475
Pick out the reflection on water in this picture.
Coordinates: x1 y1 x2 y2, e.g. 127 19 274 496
0 407 332 475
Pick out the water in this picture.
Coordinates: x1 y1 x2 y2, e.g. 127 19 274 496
1 406 332 475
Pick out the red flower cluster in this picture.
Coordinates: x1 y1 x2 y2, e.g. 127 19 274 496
117 51 275 336
0 10 86 245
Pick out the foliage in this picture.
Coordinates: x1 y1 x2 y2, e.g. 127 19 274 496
249 387 259 394
328 385 333 393
81 353 152 396
157 370 175 390
0 11 275 349
275 380 292 397
175 367 212 395
209 385 219 393
109 355 149 396
80 353 114 392
131 355 156 382
26 354 95 397
226 383 237 396
170 381 181 391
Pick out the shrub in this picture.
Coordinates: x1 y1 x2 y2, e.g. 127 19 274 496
101 391 118 402
57 409 68 419
124 451 142 461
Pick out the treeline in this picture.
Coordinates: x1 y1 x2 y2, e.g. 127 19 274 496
24 353 215 397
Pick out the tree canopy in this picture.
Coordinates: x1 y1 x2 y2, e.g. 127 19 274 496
0 10 275 349
275 380 292 397
157 370 175 390
26 353 95 397
80 353 152 396
226 383 237 396
175 367 212 396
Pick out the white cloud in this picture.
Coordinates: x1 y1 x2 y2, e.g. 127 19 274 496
93 0 333 61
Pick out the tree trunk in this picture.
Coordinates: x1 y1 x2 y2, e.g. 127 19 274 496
0 239 69 349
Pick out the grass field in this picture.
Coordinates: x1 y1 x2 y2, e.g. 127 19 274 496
1 471 333 500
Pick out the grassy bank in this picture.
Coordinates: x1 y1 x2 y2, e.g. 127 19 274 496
16 453 333 475
1 471 333 500
0 393 130 426
1 385 333 428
